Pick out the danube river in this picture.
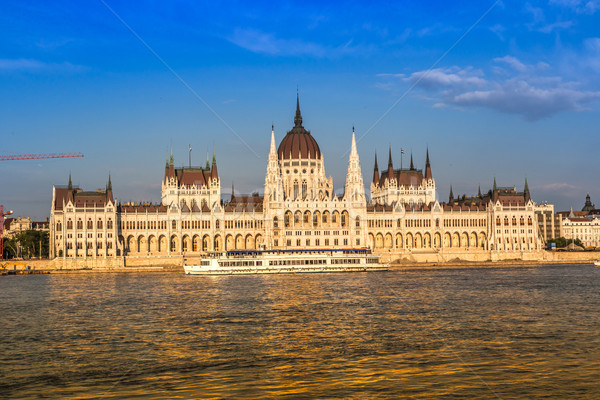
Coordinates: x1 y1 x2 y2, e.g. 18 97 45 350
1 264 599 399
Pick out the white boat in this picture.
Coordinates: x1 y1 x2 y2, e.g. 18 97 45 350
183 248 389 275
594 260 600 267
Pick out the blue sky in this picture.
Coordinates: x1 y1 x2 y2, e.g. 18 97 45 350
1 0 600 219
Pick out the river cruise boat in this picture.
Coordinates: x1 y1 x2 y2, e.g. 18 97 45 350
183 248 388 275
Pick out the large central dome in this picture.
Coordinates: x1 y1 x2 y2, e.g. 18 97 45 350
277 94 321 160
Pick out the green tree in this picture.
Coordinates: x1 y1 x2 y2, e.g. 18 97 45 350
9 230 49 259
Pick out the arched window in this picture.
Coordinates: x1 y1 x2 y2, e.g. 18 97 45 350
97 220 103 229
293 181 299 199
273 217 279 228
302 181 307 199
172 220 177 229
107 219 113 229
67 220 73 229
356 217 361 227
77 219 83 229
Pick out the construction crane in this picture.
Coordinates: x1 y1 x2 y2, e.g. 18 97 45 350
0 151 83 258
0 205 14 260
0 152 84 161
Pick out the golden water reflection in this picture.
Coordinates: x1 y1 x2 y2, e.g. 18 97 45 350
1 265 599 399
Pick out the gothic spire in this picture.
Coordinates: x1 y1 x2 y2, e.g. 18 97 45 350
68 171 72 190
410 152 414 170
205 149 210 170
388 146 393 168
165 148 169 168
269 124 276 155
478 184 482 198
373 152 380 185
212 144 216 165
493 177 497 191
294 90 303 127
231 182 235 201
170 146 174 165
524 177 530 202
449 185 454 203
107 173 112 192
424 146 433 180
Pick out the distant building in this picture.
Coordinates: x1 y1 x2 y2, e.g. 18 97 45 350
3 216 49 239
558 194 600 248
50 95 548 263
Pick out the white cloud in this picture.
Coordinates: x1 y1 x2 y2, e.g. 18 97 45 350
450 80 600 120
404 67 487 90
379 56 600 120
494 55 527 72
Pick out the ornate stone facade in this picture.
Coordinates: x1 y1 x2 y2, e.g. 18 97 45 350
50 96 547 263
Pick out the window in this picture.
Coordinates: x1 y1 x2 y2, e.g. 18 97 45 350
273 217 278 228
77 220 83 229
172 220 177 229
97 220 103 229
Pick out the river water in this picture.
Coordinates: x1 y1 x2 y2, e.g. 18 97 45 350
1 264 599 399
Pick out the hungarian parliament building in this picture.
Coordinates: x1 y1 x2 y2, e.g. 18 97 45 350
50 96 552 264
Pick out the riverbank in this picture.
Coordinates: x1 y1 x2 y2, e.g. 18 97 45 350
389 259 596 270
2 251 598 274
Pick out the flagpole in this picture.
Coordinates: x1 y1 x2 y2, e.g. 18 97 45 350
189 144 192 168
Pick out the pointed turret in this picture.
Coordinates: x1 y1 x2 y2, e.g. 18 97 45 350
106 173 114 202
478 185 482 198
168 146 175 179
387 146 394 181
294 90 303 128
344 128 365 203
211 146 218 180
493 177 497 192
165 148 169 168
372 152 380 186
409 152 414 170
231 182 235 201
269 125 277 155
449 185 454 204
424 146 433 180
524 178 531 202
68 172 72 190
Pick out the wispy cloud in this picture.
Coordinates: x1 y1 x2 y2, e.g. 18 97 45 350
0 58 87 73
229 28 327 57
535 182 578 191
550 0 600 14
379 56 600 120
228 28 362 58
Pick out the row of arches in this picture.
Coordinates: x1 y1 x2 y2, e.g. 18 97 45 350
282 210 354 228
369 231 487 250
124 233 264 254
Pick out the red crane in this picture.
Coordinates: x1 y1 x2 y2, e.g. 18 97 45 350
0 152 84 161
0 151 83 258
